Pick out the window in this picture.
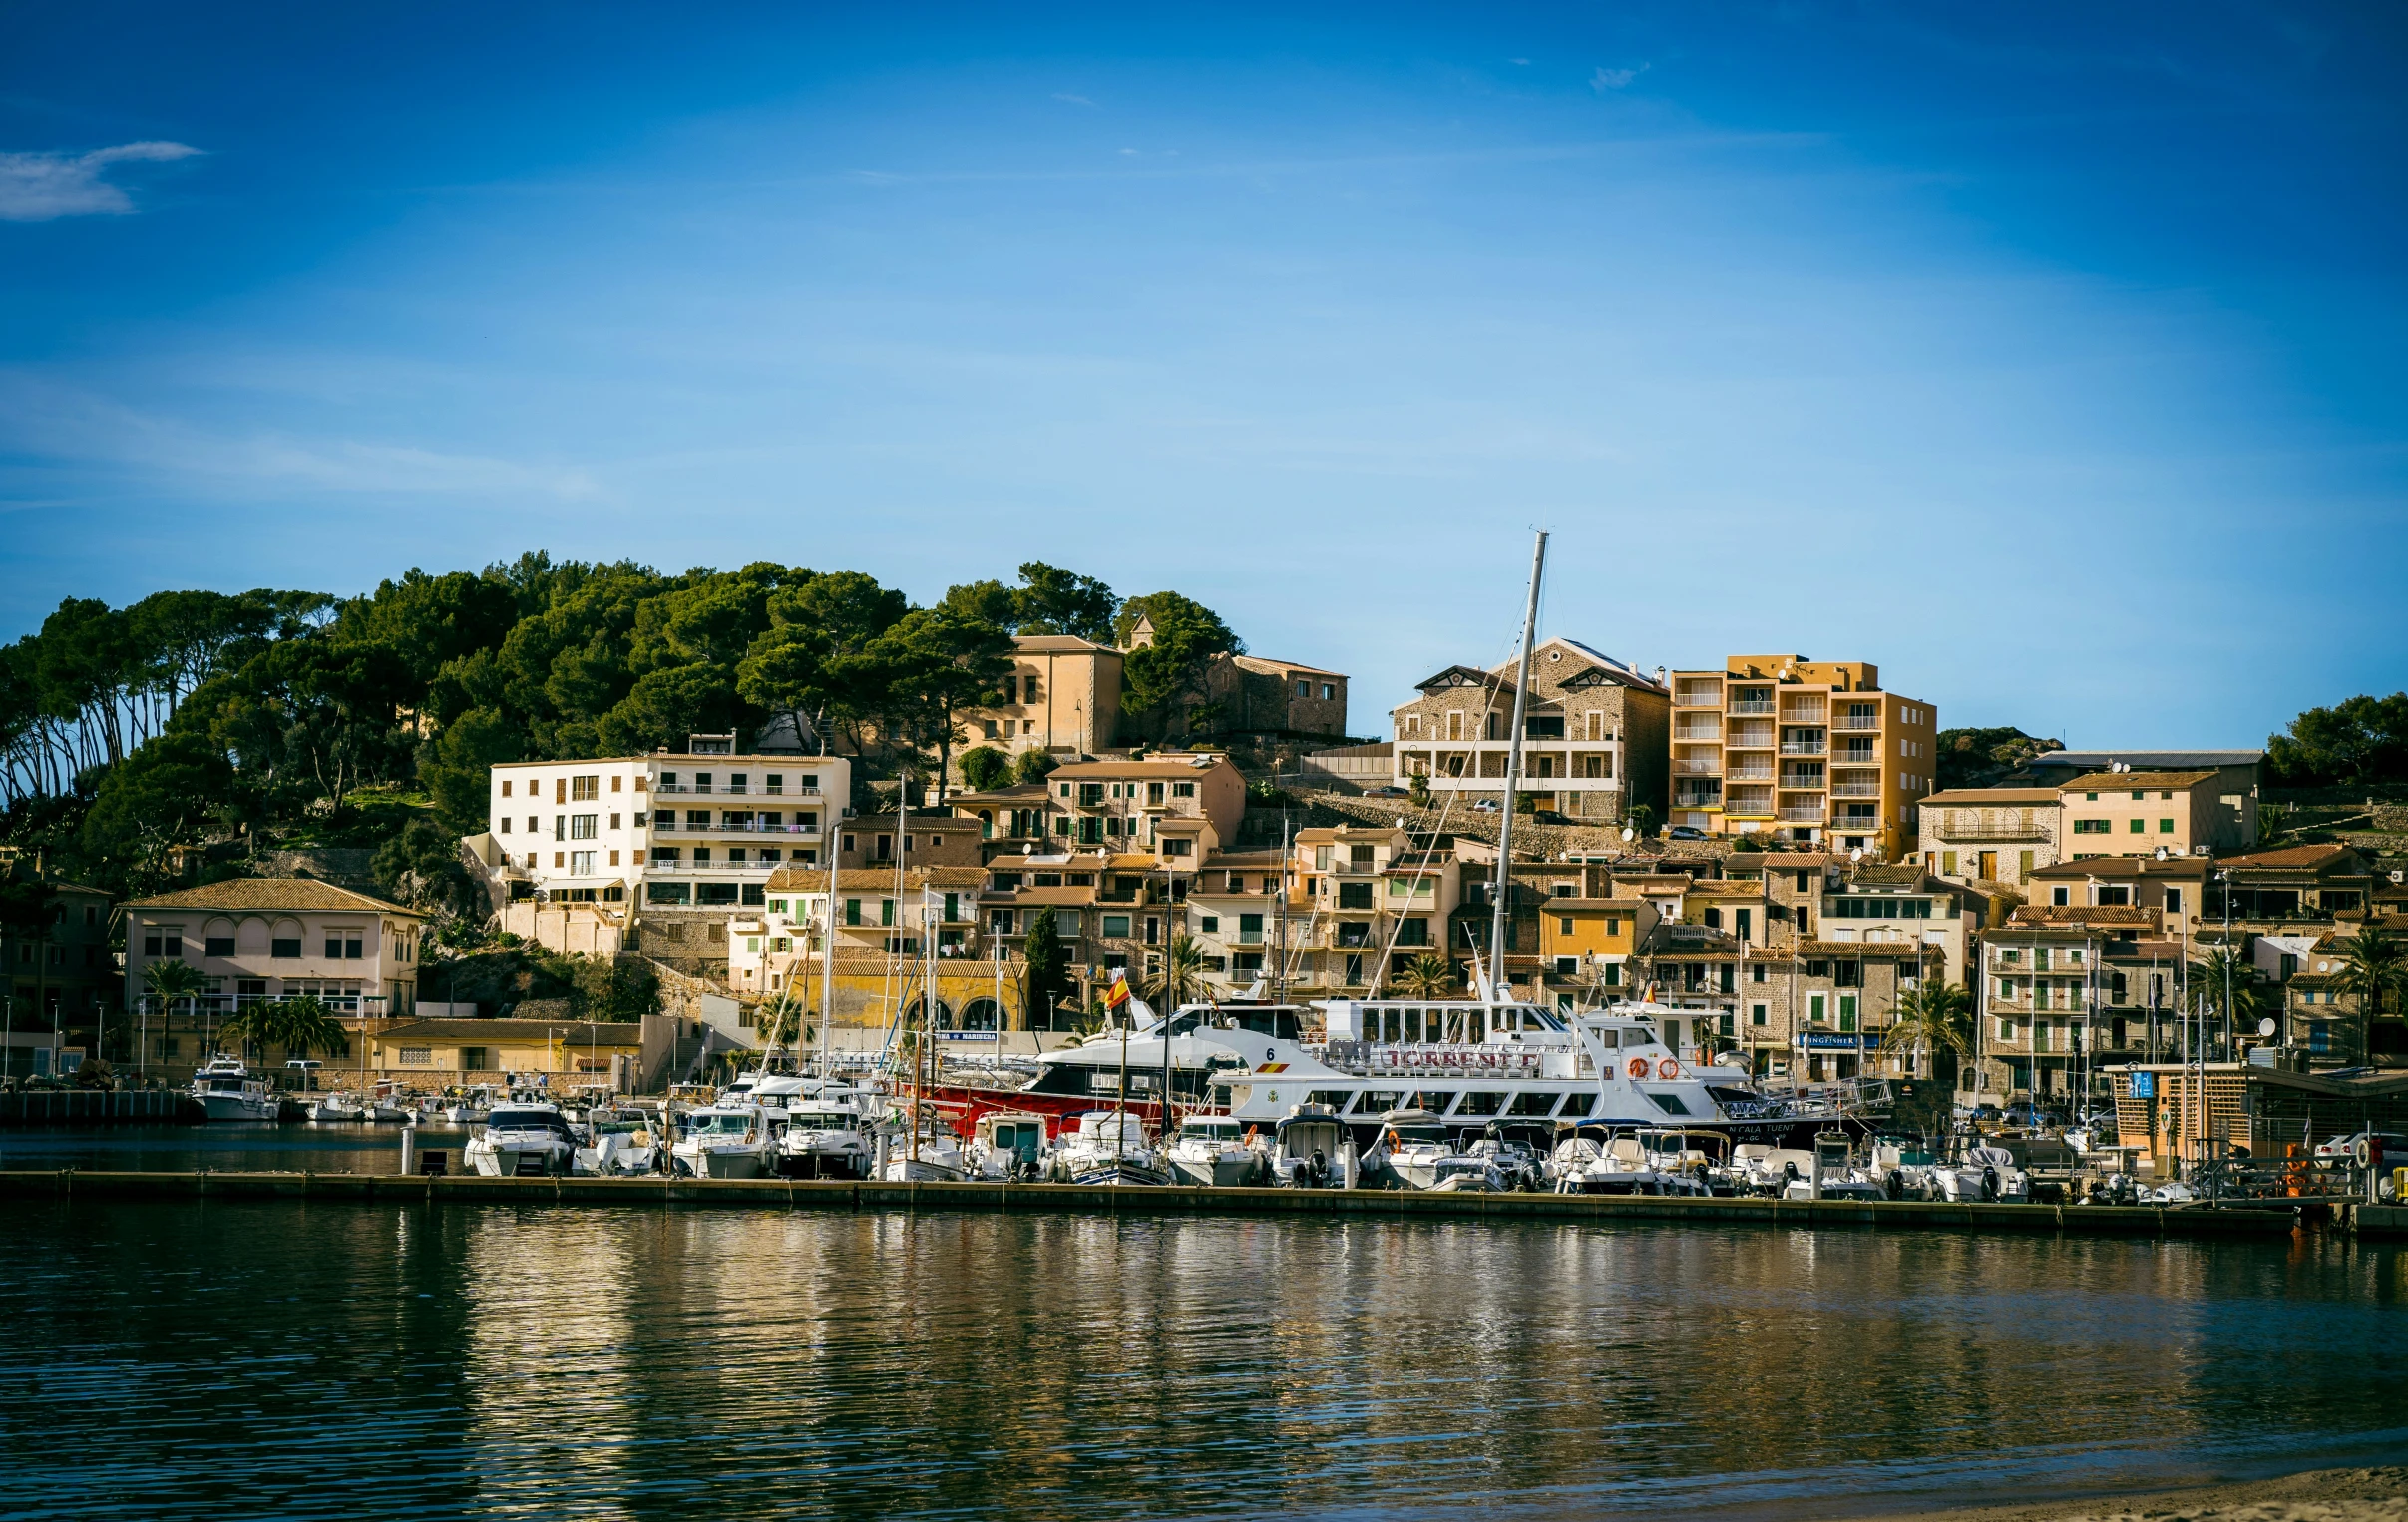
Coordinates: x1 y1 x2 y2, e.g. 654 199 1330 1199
1807 993 1826 1023
1199 915 1220 933
2073 820 2112 835
1752 1003 1767 1026
571 814 598 840
1321 683 1336 701
2052 886 2070 906
1751 963 1767 984
845 899 862 926
500 818 512 833
502 780 513 797
1295 679 1309 698
1172 781 1196 798
271 937 301 958
2129 818 2144 834
1838 994 1857 1032
1163 838 1193 857
881 899 895 928
571 851 596 875
572 775 599 801
2159 818 2175 833
205 936 234 957
400 1047 432 1067
2165 888 2184 914
1103 914 1132 938
648 882 691 905
1560 916 1575 935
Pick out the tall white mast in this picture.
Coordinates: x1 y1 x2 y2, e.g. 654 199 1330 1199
1486 530 1548 1007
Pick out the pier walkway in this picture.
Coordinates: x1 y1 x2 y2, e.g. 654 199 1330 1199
0 1170 2352 1237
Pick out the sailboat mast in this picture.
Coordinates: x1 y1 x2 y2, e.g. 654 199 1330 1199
1487 530 1548 1007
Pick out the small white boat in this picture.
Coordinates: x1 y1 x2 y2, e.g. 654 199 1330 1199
308 1092 366 1122
574 1109 661 1176
443 1086 494 1125
464 1104 579 1177
190 1056 277 1122
1163 1117 1267 1188
1270 1104 1353 1189
779 1098 874 1180
1050 1110 1169 1187
1375 1110 1499 1192
670 1103 778 1180
878 1120 970 1182
1930 1142 2030 1203
966 1111 1048 1181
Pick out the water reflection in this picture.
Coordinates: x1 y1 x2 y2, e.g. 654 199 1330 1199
0 1204 2400 1522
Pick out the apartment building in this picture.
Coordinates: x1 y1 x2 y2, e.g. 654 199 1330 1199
726 865 989 989
967 635 1123 756
2 878 118 1061
1665 655 1937 857
1918 786 2061 886
2021 856 2208 939
1975 924 2120 1100
1274 827 1463 995
831 813 983 871
1389 637 1669 824
467 740 852 915
2059 770 2257 858
1038 753 1245 860
1186 850 1295 987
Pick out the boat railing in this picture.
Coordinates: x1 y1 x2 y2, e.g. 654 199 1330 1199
1317 1041 1547 1077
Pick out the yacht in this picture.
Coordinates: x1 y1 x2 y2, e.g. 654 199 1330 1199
1050 1110 1169 1187
190 1056 278 1122
1163 1117 1266 1188
573 1109 661 1176
465 1103 580 1177
670 1102 779 1180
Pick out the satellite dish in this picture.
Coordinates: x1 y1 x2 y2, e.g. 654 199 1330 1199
1849 847 1864 863
2155 846 2169 861
2257 1017 2276 1038
1621 828 1636 842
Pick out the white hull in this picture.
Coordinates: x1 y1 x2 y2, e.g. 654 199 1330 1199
197 1092 278 1122
1168 1151 1263 1188
308 1100 364 1122
882 1156 968 1183
674 1144 770 1180
466 1141 572 1177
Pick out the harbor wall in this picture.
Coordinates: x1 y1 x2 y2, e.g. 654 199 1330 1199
0 1170 2307 1238
0 1092 206 1127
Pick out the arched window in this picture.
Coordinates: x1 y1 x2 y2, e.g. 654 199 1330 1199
959 997 1002 1031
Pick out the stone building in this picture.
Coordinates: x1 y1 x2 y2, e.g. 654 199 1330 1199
1388 637 1670 825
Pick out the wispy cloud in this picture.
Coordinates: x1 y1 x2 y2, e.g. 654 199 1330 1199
1051 92 1095 106
1591 64 1649 91
0 141 203 221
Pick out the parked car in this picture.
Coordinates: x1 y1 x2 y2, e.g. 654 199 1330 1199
1470 800 1501 813
1668 825 1707 841
1363 785 1408 798
2313 1130 2408 1166
1531 810 1571 825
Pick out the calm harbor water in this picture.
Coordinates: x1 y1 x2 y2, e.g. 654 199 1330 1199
2 1133 2404 1522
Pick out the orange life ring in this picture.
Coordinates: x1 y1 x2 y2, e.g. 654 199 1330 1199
1626 1057 1649 1079
1657 1059 1679 1080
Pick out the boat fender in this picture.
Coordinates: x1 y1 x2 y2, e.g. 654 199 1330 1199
1626 1057 1649 1080
1657 1059 1679 1080
1981 1166 1999 1203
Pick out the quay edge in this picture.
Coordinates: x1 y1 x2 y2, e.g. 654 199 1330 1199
0 1170 2309 1237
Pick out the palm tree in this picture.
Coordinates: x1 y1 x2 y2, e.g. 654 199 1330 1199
755 988 809 1051
1879 980 1974 1085
2191 947 2265 1058
1143 934 1210 1011
270 995 351 1061
1391 952 1457 1000
141 959 207 1078
2330 928 2406 1063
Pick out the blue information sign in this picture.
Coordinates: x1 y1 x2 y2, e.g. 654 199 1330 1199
2129 1071 2155 1099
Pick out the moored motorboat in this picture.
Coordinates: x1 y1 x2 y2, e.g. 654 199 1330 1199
1163 1117 1267 1187
670 1102 779 1180
1370 1110 1499 1192
307 1091 366 1122
966 1110 1048 1181
1051 1110 1169 1186
778 1097 874 1180
1270 1104 1353 1188
465 1103 580 1177
190 1055 277 1122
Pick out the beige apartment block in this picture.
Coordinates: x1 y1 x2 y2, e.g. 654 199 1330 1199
1666 655 1936 858
467 739 852 920
1389 637 1670 824
2059 770 2258 859
967 635 1123 756
1919 786 2061 887
1039 753 1246 861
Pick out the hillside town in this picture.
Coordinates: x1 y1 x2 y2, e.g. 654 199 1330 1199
7 576 2405 1172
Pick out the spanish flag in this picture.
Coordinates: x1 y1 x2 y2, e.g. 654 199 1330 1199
1104 969 1131 1010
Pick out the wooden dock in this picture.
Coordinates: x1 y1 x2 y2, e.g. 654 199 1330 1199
0 1169 2312 1238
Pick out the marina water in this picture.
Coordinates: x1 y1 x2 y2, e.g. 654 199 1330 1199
3 1134 2404 1521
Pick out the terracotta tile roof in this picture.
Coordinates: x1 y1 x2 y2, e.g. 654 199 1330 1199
123 877 416 916
1053 757 1232 778
1757 853 1841 868
2029 856 2210 880
1544 897 1646 910
2009 905 2160 928
1848 866 1929 886
2058 770 2218 791
1012 634 1118 655
988 887 1100 906
1200 852 1288 869
375 1019 641 1044
1796 939 1930 956
2217 844 2362 871
1231 653 1347 679
764 867 985 891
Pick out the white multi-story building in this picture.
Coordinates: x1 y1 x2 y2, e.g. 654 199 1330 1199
468 737 851 915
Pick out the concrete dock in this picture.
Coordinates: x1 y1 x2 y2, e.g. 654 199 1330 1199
0 1169 2328 1237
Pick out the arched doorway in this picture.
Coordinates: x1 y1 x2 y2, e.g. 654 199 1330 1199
905 994 955 1029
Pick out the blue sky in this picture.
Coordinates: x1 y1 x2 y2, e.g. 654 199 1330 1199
4 2 2403 748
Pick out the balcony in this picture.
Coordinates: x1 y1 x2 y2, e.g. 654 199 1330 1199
1672 759 1722 776
1778 806 1826 823
1673 724 1722 742
1780 741 1826 756
1830 816 1880 834
1830 781 1881 799
653 821 823 838
1675 690 1724 708
1728 699 1776 716
1831 714 1880 732
1832 749 1878 766
1726 765 1774 782
1674 794 1723 811
1780 705 1827 724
